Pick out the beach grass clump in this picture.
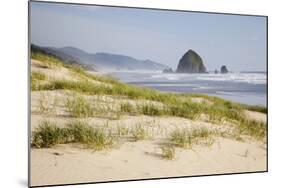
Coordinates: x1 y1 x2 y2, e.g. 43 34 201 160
31 51 63 68
120 102 134 113
236 119 266 140
67 121 114 150
170 128 193 148
65 95 93 118
131 124 149 141
31 72 47 91
31 71 47 81
116 125 130 137
170 127 214 148
138 103 163 116
168 102 203 120
37 94 49 114
41 78 159 101
192 126 213 138
32 120 115 150
160 145 176 160
43 79 113 95
32 121 65 148
37 93 59 115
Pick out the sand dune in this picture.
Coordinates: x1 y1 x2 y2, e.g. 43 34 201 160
31 138 266 186
30 58 267 186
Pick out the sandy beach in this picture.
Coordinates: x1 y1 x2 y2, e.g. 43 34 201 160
31 137 266 186
30 58 267 187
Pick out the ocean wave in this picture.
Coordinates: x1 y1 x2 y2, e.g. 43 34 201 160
150 73 266 84
151 74 184 81
140 83 196 87
195 73 266 84
192 86 211 90
215 91 245 96
112 72 266 85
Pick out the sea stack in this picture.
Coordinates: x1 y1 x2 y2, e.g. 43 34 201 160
220 65 228 74
176 49 206 73
163 68 173 73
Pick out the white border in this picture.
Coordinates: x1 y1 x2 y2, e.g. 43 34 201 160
1 0 280 188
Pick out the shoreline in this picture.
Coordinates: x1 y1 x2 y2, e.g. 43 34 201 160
107 71 266 106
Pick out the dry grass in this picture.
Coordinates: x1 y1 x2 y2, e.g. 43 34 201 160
160 145 176 160
32 120 115 150
37 93 59 115
170 127 214 148
131 124 150 141
65 94 93 118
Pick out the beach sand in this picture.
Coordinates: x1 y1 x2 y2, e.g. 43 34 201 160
30 59 267 186
31 136 266 186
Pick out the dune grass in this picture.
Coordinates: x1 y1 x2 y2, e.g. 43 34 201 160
237 119 266 140
32 120 115 150
32 121 66 148
35 75 266 140
36 93 59 115
170 127 214 148
131 124 150 141
32 71 46 80
138 103 163 116
160 145 176 160
31 71 47 91
31 51 63 68
120 102 134 113
37 93 52 114
65 94 93 118
31 51 267 140
37 78 248 121
67 121 114 150
116 125 130 137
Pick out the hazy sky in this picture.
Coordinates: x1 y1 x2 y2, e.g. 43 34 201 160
30 2 267 71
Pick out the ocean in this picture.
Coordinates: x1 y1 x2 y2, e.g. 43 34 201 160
109 71 267 106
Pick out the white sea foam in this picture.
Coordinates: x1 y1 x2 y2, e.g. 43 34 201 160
110 71 266 106
151 74 183 81
216 91 245 96
112 71 266 85
150 72 266 84
192 86 211 90
195 73 266 84
141 83 196 87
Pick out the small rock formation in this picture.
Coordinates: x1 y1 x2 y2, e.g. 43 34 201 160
220 65 228 74
163 68 173 73
176 49 206 73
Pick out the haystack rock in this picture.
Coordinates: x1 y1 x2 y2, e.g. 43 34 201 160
176 49 206 73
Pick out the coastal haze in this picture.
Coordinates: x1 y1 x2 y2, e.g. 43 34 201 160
30 2 267 72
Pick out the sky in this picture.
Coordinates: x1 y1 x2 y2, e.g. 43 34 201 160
30 2 267 71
